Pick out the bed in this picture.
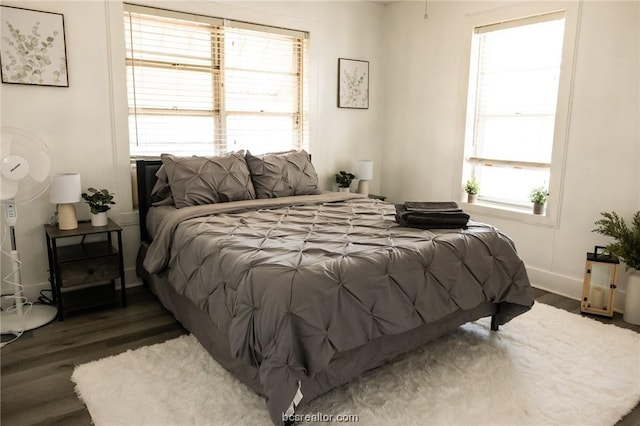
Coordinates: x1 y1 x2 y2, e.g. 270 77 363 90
135 151 534 425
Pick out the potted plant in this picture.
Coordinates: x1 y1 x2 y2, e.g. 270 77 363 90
82 187 115 227
464 177 479 203
529 187 548 215
593 211 640 324
335 171 355 192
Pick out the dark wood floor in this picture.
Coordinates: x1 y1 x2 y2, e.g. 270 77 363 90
1 286 638 425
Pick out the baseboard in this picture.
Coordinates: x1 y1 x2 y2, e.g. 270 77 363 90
526 266 626 313
526 266 582 299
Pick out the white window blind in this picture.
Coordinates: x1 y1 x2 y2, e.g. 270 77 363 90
124 4 308 157
466 12 565 207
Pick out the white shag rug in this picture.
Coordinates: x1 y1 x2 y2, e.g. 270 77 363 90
72 303 640 426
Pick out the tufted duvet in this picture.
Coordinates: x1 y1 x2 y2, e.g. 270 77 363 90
143 192 534 424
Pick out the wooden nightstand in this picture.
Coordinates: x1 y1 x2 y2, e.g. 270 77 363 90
45 219 126 320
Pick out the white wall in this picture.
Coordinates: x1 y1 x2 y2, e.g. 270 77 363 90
0 0 386 301
381 1 640 309
1 0 123 305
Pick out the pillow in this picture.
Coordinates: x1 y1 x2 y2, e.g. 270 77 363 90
150 166 174 206
245 149 319 199
160 152 256 208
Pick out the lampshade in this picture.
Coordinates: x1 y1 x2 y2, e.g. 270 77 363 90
49 173 81 230
355 160 373 181
49 173 81 204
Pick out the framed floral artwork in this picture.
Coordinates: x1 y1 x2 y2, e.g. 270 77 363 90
338 58 368 109
0 5 68 87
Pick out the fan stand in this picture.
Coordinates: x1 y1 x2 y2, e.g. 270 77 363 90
1 225 57 335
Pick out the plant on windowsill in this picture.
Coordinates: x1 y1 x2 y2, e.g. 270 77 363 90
335 171 355 193
464 177 479 203
82 187 115 227
593 211 640 325
529 187 548 215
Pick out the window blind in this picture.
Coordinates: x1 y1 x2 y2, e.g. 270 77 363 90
468 11 565 206
124 4 308 157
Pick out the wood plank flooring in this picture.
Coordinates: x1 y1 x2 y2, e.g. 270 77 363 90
1 286 638 425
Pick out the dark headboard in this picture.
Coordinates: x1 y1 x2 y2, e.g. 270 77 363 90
136 159 162 242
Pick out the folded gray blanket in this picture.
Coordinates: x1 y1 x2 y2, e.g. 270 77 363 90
404 201 461 212
395 202 470 229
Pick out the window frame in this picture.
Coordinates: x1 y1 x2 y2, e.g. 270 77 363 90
123 3 308 158
453 1 581 228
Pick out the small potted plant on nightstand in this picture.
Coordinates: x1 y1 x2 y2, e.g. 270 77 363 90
529 186 548 215
335 171 355 192
464 177 479 203
82 187 115 226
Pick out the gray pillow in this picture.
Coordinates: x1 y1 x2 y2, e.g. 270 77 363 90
161 152 256 208
150 166 174 206
245 150 319 198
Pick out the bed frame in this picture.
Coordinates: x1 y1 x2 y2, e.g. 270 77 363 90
134 159 502 424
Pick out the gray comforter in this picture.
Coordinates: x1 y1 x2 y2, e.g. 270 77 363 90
143 192 534 423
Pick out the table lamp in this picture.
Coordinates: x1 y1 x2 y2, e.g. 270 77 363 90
355 160 373 196
49 173 81 230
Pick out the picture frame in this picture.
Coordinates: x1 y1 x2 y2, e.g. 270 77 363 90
338 58 369 109
0 5 69 87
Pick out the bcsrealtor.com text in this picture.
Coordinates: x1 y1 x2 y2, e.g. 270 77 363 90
283 412 359 423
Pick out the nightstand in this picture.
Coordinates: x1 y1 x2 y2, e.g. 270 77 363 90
45 219 126 320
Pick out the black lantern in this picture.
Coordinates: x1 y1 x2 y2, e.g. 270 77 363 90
581 246 619 317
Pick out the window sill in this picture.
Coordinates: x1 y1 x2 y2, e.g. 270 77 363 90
461 200 558 228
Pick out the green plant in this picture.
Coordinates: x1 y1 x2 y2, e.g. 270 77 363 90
335 171 355 188
464 177 479 195
529 187 548 205
82 188 115 214
593 211 640 271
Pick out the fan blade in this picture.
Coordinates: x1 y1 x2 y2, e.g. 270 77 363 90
1 127 52 203
0 179 18 200
28 151 50 182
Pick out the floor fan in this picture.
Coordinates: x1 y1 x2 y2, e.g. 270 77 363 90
1 127 57 335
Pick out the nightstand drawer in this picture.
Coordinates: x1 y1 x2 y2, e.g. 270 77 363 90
60 255 120 288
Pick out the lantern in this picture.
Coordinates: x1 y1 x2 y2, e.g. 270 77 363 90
581 246 619 317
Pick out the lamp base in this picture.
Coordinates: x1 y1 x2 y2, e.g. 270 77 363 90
357 180 370 196
1 304 57 334
58 203 78 230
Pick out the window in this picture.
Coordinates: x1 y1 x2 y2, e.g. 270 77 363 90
123 4 308 157
459 3 579 222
